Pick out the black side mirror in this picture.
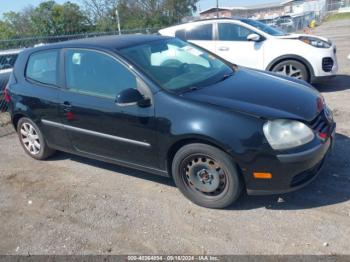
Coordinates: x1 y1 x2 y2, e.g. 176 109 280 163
116 88 151 107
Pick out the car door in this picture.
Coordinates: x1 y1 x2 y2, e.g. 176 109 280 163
175 22 216 54
215 22 265 69
23 49 71 150
59 48 158 168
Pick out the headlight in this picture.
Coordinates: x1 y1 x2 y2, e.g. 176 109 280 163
263 119 315 150
299 36 331 48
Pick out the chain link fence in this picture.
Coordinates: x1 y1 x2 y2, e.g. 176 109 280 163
0 27 160 51
0 82 12 137
326 0 350 11
262 10 328 33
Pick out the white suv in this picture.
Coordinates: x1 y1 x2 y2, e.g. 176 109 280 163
159 18 338 83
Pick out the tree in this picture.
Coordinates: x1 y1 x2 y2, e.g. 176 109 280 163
2 8 35 37
0 0 199 40
163 0 198 24
30 1 88 35
0 1 88 39
83 0 199 31
81 0 118 31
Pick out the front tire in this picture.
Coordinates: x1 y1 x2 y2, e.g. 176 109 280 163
172 143 242 209
17 117 55 160
271 60 309 82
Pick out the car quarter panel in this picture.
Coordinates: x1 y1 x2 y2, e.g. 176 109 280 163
9 49 72 150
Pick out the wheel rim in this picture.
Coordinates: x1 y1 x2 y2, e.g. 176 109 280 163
181 154 228 197
20 122 41 155
274 64 304 79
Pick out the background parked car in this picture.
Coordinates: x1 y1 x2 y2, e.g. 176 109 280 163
257 18 277 28
159 18 338 83
275 15 295 32
0 49 21 111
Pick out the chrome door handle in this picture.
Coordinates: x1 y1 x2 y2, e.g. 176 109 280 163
218 46 229 51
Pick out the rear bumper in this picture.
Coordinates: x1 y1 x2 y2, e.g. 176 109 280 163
245 126 335 196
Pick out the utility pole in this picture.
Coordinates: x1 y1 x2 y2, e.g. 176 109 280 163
216 0 219 18
115 8 121 35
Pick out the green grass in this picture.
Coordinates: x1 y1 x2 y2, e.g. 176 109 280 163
325 12 350 21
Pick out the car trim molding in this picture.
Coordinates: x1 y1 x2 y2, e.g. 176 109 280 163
41 119 151 147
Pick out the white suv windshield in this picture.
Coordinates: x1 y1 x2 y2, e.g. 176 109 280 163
119 38 233 92
240 19 286 36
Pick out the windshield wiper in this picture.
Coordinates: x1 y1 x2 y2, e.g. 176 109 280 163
216 72 234 83
179 86 200 94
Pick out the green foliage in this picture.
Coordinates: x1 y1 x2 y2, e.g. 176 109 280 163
116 0 198 29
325 12 350 21
0 0 199 40
0 1 88 39
30 1 88 35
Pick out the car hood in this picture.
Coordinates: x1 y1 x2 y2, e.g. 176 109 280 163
275 33 330 43
181 68 321 122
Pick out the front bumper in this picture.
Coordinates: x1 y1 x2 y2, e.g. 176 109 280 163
311 45 338 79
245 125 335 195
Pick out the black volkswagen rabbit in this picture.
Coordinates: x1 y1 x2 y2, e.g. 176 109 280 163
6 35 335 208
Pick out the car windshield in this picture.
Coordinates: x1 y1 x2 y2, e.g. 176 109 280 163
240 19 286 36
119 38 233 92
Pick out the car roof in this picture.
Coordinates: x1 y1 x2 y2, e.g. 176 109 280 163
160 18 248 32
29 34 172 52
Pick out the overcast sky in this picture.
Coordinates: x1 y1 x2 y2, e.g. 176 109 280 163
0 0 282 17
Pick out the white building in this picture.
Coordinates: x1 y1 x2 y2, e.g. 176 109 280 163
199 0 327 20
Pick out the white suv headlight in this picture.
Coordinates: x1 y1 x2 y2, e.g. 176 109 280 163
263 119 315 150
299 36 331 48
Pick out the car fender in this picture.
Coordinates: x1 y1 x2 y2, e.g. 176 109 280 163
153 91 265 171
265 54 315 79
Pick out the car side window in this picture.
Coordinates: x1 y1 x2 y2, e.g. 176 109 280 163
65 49 137 98
175 29 186 41
185 24 213 41
26 50 58 86
218 23 255 41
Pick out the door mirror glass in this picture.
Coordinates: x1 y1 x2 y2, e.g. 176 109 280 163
247 33 261 42
116 88 150 107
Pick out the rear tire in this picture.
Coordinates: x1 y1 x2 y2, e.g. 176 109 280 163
271 60 310 82
172 143 242 209
17 117 55 160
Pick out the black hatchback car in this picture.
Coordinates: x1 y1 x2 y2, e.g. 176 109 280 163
6 35 335 208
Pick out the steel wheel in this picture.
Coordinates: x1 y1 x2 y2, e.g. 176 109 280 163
20 122 41 155
172 143 243 209
181 154 228 198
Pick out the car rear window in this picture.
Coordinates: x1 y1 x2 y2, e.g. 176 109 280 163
26 50 59 86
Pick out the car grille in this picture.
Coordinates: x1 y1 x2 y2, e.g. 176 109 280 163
309 111 330 134
322 57 334 72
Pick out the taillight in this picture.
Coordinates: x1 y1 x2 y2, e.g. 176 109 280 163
4 85 10 103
